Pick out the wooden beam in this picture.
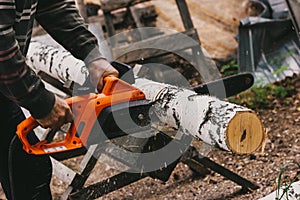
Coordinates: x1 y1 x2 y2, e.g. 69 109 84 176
100 0 151 12
112 29 199 63
87 4 157 34
175 0 195 30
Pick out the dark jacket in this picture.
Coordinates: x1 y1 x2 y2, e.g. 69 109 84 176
0 0 102 118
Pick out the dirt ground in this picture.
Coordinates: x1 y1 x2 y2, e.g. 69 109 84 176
48 1 299 199
47 75 300 200
50 75 299 200
1 0 299 200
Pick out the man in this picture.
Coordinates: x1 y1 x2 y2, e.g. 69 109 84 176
0 0 118 199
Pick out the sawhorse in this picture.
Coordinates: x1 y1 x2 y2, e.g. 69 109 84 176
51 131 259 200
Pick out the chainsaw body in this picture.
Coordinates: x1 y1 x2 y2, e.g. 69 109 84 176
16 77 150 155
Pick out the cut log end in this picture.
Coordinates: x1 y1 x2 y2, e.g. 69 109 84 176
226 111 265 155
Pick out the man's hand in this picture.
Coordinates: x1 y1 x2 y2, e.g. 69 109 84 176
36 59 117 129
87 58 119 92
36 96 73 129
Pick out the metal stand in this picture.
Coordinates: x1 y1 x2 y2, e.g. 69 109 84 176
52 131 258 200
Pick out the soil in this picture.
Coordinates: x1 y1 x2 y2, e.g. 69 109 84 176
1 0 299 200
1 75 299 200
50 74 300 200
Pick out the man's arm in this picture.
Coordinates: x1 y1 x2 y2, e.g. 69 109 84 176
0 1 55 119
35 0 103 65
36 0 119 91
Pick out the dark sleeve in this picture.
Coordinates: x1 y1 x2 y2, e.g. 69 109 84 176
0 0 55 119
35 0 104 65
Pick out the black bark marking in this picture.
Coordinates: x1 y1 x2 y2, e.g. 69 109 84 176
172 108 180 129
65 68 70 81
240 129 247 142
198 102 213 135
58 54 69 70
49 50 59 73
195 135 201 141
188 94 199 100
81 66 89 79
30 56 34 63
55 69 64 82
233 105 244 110
208 130 217 146
38 46 49 65
159 88 177 111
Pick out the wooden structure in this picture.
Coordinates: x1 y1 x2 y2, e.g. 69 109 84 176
87 0 220 81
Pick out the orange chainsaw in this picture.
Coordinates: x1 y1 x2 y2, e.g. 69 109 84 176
16 62 151 155
16 62 254 156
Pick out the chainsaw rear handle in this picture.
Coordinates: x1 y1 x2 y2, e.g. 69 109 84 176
16 97 83 155
16 76 146 155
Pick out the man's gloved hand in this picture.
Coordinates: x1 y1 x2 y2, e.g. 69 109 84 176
36 58 118 129
87 58 119 92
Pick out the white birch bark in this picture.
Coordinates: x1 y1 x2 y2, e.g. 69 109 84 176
134 78 265 154
26 41 88 86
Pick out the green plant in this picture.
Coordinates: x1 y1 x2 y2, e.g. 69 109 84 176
269 50 295 66
272 64 289 76
228 82 293 109
220 60 239 77
276 162 300 200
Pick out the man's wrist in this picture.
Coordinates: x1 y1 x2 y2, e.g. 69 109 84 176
28 89 56 119
84 47 106 67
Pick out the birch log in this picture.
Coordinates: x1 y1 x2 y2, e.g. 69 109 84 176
134 78 265 154
26 41 265 154
26 41 88 86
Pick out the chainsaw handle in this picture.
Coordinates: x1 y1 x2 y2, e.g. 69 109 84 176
16 97 83 155
16 116 40 153
102 76 137 96
16 77 144 155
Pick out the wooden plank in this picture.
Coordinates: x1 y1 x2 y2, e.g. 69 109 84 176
103 12 116 37
51 158 76 185
112 29 199 63
87 12 125 32
87 4 157 34
100 0 151 12
286 0 300 38
175 0 195 30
